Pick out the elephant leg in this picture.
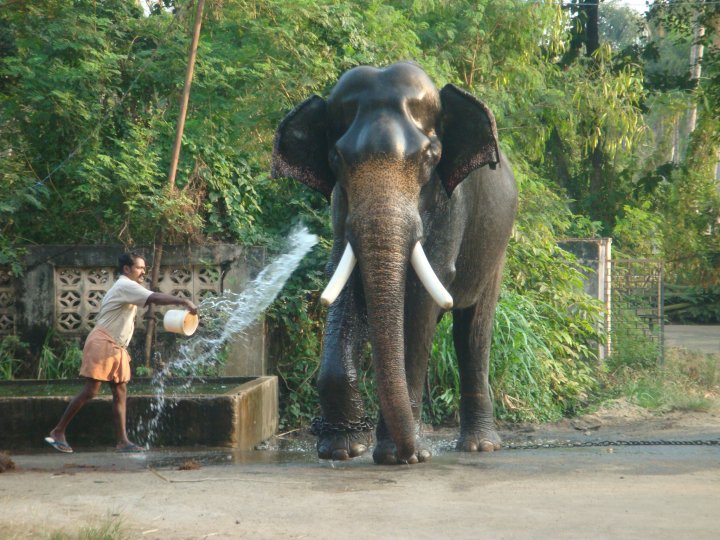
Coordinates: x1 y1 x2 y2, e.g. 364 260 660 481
454 277 503 453
314 280 373 460
373 299 438 465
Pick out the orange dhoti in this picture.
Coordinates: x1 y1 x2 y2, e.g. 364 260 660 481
79 326 132 384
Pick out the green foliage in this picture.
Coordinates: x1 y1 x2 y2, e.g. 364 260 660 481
133 364 154 378
613 201 664 257
36 333 83 380
491 290 594 422
2 0 715 425
426 282 602 425
0 0 269 252
664 284 720 324
495 170 605 421
424 315 460 425
599 0 646 52
606 313 661 373
317 166 604 426
0 335 27 380
633 1 720 286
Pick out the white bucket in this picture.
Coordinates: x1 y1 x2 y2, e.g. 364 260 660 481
163 309 199 336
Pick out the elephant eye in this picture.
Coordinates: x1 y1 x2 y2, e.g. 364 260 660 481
406 98 434 134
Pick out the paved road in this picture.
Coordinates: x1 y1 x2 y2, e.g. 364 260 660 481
664 324 720 354
2 435 719 540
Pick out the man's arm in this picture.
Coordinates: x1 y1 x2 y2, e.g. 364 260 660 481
145 292 198 314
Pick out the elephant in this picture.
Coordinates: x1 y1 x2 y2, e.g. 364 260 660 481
272 62 517 465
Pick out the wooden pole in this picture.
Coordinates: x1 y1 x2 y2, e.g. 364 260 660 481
167 0 206 192
144 0 206 367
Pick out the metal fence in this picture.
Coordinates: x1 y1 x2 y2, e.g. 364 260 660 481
611 258 664 365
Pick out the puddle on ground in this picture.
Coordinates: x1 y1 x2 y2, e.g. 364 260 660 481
141 433 465 470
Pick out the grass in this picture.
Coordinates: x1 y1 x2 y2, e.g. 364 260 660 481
0 335 26 380
46 516 128 540
0 516 132 540
37 331 83 380
424 289 602 425
607 347 719 414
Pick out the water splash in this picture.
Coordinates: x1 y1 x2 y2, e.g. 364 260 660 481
136 225 318 446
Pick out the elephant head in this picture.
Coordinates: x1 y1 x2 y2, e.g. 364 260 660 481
272 62 501 462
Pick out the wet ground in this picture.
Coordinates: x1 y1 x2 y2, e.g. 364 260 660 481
2 408 719 540
2 326 719 539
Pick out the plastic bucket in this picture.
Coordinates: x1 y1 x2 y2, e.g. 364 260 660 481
163 309 199 336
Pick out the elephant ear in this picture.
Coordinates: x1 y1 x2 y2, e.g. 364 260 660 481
271 95 335 200
437 84 500 196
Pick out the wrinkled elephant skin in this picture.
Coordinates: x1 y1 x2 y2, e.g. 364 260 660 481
272 62 517 465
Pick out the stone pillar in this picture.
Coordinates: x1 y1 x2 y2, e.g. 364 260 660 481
557 238 612 360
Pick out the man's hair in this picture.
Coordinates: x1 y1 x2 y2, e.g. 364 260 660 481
117 252 145 275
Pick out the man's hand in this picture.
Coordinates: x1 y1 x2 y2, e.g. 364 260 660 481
184 299 198 314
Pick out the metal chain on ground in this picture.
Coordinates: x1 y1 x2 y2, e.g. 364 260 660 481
503 438 720 450
306 417 719 448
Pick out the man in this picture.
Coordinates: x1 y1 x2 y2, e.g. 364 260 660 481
44 252 198 453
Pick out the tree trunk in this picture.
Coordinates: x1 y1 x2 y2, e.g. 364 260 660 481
585 0 600 57
686 16 705 135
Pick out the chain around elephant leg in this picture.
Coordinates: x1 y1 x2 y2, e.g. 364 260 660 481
311 416 374 460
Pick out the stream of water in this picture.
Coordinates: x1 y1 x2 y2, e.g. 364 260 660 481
134 225 318 446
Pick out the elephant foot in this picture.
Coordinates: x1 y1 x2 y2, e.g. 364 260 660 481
457 429 502 453
311 415 375 461
372 439 432 465
317 431 372 461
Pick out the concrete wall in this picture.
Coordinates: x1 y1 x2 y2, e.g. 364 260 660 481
7 244 268 376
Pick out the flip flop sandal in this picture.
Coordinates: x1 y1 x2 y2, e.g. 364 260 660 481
116 443 145 453
44 436 73 454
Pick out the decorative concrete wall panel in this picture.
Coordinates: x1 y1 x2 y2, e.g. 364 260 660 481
6 244 267 376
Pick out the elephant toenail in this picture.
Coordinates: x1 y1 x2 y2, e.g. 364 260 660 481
401 454 419 465
479 440 496 452
461 440 478 452
349 444 367 457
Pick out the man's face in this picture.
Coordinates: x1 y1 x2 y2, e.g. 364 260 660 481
124 257 147 285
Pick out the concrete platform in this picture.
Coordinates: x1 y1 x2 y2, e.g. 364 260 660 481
0 376 278 451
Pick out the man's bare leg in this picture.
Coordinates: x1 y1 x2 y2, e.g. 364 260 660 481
48 378 101 446
110 382 142 450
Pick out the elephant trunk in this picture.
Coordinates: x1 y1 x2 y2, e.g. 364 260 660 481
352 206 417 461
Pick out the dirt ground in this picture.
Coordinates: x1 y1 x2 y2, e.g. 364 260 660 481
1 396 719 540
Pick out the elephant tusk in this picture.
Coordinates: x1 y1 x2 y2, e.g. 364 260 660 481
411 242 453 309
320 243 357 306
